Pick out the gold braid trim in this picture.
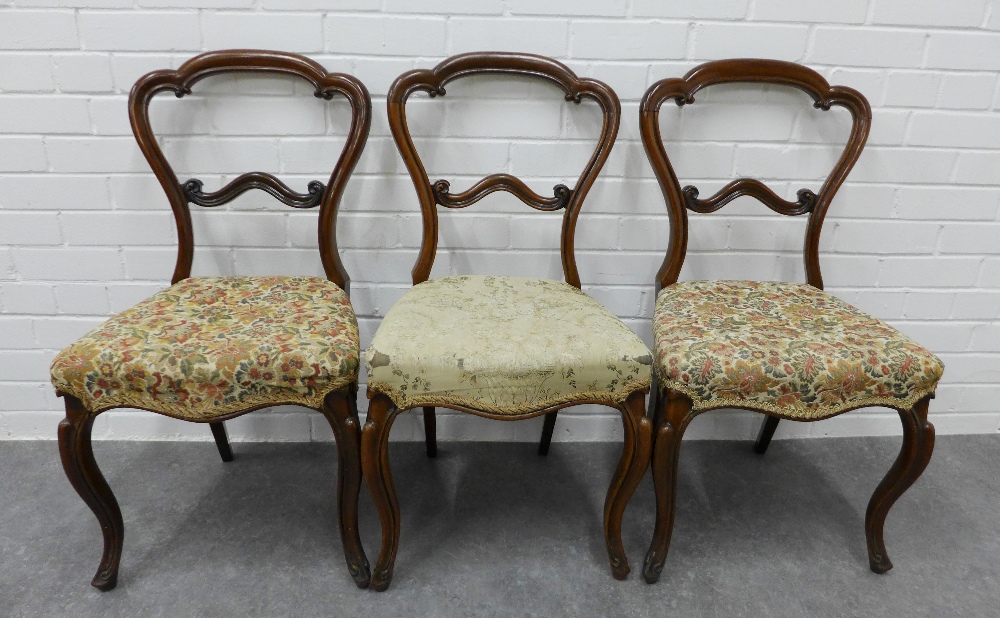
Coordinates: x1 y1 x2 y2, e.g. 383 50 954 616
367 377 652 417
59 373 359 420
660 379 939 420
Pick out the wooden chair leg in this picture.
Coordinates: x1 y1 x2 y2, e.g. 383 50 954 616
865 396 935 574
643 391 695 584
649 382 664 431
319 390 371 589
537 411 558 456
361 393 401 592
753 415 780 455
58 395 124 591
422 407 437 458
604 391 653 580
209 421 234 462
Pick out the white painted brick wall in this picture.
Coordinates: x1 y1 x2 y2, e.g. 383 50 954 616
1 1 998 443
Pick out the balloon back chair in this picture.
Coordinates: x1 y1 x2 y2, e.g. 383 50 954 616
638 59 944 583
49 50 372 590
361 52 653 590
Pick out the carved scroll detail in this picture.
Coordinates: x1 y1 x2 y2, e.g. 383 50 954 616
432 176 571 211
182 174 325 209
682 180 816 216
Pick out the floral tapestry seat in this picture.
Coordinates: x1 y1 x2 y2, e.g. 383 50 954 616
365 275 653 416
50 276 360 419
653 280 944 420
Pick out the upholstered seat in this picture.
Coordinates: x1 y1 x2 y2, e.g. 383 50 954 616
653 280 944 419
51 276 360 419
365 275 652 416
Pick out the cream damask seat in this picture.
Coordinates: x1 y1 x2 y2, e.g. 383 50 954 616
50 51 372 591
360 53 652 591
366 275 651 415
639 59 943 584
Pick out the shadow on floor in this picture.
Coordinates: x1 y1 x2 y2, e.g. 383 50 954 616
2 434 997 617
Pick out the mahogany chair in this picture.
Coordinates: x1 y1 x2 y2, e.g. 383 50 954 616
49 50 372 590
638 59 944 583
361 52 653 590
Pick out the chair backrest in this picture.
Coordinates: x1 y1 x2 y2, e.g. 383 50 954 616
129 49 371 291
639 58 871 291
386 52 621 288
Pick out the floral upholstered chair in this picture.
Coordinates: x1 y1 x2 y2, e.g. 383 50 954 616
49 50 372 590
361 53 653 590
637 59 944 583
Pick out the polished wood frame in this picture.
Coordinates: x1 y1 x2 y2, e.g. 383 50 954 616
638 59 935 582
361 52 650 591
55 50 372 590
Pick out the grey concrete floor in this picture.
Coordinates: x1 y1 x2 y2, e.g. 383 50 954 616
2 434 999 617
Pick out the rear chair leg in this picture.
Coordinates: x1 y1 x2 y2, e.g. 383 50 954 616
649 380 664 431
538 411 558 456
422 407 437 458
209 421 234 462
753 415 780 454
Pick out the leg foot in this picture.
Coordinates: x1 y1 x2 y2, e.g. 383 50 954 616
604 391 653 580
209 421 234 462
642 391 695 584
58 395 124 591
865 396 934 574
422 407 437 458
320 390 371 589
361 393 401 592
538 411 557 456
753 415 780 455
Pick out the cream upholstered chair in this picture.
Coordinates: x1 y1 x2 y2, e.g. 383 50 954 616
637 59 944 583
360 52 653 591
49 50 372 590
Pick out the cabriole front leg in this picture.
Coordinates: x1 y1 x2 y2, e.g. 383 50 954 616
642 391 695 584
361 393 401 591
58 394 124 591
604 391 652 580
319 390 371 589
865 395 935 574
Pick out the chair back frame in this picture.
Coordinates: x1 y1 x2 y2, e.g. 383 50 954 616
639 58 871 291
386 52 621 288
129 49 372 291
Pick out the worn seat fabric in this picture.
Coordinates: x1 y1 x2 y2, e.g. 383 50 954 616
365 275 652 415
653 280 944 419
50 276 359 419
